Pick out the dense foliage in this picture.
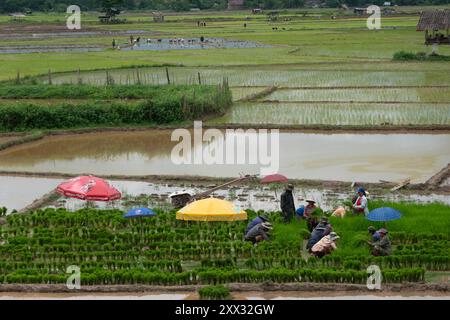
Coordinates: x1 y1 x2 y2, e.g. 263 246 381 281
0 201 448 285
0 83 232 131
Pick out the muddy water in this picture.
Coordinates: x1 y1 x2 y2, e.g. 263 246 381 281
0 131 449 183
0 176 63 212
1 175 450 213
122 38 269 51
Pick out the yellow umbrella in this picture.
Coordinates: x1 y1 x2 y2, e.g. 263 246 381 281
176 198 247 221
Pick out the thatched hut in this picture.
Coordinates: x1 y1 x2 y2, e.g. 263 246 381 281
416 10 450 45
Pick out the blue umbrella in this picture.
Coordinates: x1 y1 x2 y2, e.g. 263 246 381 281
366 207 402 222
124 207 156 218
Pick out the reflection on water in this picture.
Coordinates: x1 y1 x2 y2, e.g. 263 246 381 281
0 176 63 211
0 131 449 183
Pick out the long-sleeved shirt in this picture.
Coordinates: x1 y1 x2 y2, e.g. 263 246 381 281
307 223 333 249
371 231 381 242
353 195 369 215
280 190 295 214
311 235 337 254
245 216 264 234
373 236 392 255
244 224 270 241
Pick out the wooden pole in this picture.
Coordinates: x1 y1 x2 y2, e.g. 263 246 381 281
198 72 201 85
166 67 170 84
48 69 52 85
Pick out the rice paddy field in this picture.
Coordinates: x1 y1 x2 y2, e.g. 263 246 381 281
214 102 450 126
0 6 449 300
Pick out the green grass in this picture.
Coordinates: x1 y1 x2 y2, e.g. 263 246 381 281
0 201 447 285
1 8 450 82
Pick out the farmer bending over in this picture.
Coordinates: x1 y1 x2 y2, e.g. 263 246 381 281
245 213 269 235
368 228 391 256
306 217 333 252
311 232 340 258
244 222 272 246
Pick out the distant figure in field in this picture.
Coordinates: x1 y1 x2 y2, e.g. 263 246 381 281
280 184 295 223
130 35 134 44
112 39 116 48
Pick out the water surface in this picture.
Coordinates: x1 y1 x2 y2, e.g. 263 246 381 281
0 131 448 183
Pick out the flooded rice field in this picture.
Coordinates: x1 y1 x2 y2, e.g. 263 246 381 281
266 88 450 103
0 46 103 54
1 175 449 213
122 38 269 51
46 67 450 87
0 131 448 184
213 102 450 125
0 176 63 211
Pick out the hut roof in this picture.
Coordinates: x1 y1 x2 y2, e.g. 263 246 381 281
416 10 450 31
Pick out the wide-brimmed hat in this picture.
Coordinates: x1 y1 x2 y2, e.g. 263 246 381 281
329 232 340 241
259 213 269 221
378 228 388 234
261 222 273 230
286 184 294 190
306 199 316 204
368 226 376 232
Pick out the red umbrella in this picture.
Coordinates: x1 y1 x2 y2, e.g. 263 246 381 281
56 175 121 201
260 174 288 184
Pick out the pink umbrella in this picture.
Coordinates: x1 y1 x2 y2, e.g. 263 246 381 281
261 174 288 184
260 174 289 200
56 175 121 201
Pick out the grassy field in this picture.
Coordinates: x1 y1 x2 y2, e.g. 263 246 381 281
1 6 450 81
0 201 448 285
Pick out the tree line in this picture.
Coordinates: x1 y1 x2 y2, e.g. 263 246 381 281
0 0 448 13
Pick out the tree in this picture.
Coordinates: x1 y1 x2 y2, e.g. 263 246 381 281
101 0 124 18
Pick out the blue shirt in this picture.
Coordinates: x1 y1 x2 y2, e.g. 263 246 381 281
245 217 264 234
372 231 381 241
